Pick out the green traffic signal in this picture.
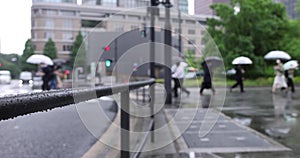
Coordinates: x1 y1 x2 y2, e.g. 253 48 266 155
105 59 112 67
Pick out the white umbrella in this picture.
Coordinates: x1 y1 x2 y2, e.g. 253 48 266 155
264 50 291 60
284 60 298 70
179 62 188 68
232 56 253 65
26 54 53 65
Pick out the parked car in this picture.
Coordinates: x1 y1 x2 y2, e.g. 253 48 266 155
19 71 33 84
32 75 43 90
0 70 11 84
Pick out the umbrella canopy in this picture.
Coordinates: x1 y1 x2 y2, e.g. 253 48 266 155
204 56 223 67
284 60 298 70
232 56 253 65
26 54 53 65
264 50 291 60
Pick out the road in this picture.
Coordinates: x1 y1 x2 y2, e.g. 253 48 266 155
0 81 117 158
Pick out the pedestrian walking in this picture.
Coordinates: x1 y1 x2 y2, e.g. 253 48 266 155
38 62 53 91
200 61 215 95
230 64 245 93
272 59 287 93
172 62 190 98
285 68 295 93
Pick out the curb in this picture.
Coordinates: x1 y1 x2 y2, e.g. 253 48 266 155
81 109 121 158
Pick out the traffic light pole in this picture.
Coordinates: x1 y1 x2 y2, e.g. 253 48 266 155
150 8 155 79
164 0 172 104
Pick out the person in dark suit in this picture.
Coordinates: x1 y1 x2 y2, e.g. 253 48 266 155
285 68 295 93
200 61 215 95
39 62 54 90
230 64 245 92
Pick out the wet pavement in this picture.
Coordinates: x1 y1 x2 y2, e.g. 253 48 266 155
0 97 117 158
212 87 300 158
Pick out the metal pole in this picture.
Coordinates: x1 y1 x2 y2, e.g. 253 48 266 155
178 11 182 54
150 83 155 142
121 91 130 158
149 3 157 143
164 0 172 104
150 7 155 79
114 38 118 82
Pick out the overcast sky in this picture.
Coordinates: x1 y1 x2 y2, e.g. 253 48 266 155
0 0 194 55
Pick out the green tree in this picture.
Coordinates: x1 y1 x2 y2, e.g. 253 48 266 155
43 38 57 59
71 32 86 68
21 39 36 71
185 49 197 68
206 0 288 77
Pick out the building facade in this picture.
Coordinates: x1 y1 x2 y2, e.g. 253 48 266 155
274 0 300 19
31 0 206 60
194 0 230 15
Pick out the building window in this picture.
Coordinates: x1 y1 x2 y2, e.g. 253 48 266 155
113 14 125 19
61 10 76 16
63 45 73 51
42 9 57 15
45 19 55 28
33 9 39 15
102 0 117 7
115 24 124 32
44 31 55 39
62 32 73 40
188 29 195 34
128 15 140 20
186 20 196 24
63 20 73 28
33 0 76 3
131 25 139 30
32 32 38 39
32 20 38 27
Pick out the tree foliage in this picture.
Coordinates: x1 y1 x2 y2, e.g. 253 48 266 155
0 54 21 78
71 32 86 68
206 0 288 77
21 39 36 71
43 38 57 59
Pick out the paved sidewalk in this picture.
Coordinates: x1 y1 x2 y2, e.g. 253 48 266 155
82 86 296 158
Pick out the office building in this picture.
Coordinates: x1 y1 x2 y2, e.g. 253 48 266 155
31 0 205 60
194 0 230 15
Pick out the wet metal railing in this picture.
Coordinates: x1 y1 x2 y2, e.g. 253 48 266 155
0 79 156 158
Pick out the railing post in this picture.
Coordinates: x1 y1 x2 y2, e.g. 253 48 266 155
150 83 155 142
121 90 130 158
142 87 146 103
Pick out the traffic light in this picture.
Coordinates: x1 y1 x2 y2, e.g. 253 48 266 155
104 46 111 51
151 0 160 6
105 59 112 68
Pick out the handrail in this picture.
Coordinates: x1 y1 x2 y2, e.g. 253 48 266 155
0 78 156 158
0 79 155 121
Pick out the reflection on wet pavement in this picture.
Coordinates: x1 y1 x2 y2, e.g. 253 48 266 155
220 87 300 158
